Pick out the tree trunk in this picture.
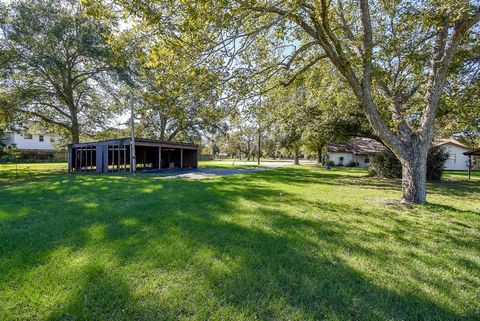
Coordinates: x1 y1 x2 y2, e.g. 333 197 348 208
317 148 322 164
257 130 261 165
399 144 429 204
71 115 80 144
294 147 300 165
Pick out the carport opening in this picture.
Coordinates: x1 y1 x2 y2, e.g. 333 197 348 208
160 148 181 169
136 145 159 170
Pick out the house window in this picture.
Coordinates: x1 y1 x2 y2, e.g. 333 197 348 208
364 157 370 164
449 154 456 164
39 135 44 142
50 137 55 143
23 133 33 139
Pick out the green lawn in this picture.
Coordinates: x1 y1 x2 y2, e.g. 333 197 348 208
0 165 479 320
0 161 256 184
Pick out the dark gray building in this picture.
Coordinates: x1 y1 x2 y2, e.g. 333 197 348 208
68 138 198 173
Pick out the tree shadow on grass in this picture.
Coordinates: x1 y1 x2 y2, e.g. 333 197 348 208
0 169 478 320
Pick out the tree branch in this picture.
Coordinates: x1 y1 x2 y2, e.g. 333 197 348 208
280 54 327 86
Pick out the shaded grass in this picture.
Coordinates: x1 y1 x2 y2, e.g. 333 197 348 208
0 166 479 320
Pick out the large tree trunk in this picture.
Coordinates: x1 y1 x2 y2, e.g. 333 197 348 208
71 115 80 144
398 141 429 204
317 147 322 164
400 156 427 204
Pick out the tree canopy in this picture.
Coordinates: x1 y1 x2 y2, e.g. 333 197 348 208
0 0 121 143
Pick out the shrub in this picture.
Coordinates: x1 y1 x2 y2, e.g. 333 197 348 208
369 147 449 180
0 145 21 162
369 151 402 178
426 146 450 180
347 160 359 167
325 160 335 166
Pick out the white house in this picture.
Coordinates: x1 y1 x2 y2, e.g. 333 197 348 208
327 138 385 168
1 131 60 151
432 139 470 171
327 138 470 171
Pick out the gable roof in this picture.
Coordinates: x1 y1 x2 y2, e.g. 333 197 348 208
432 138 468 149
327 138 386 155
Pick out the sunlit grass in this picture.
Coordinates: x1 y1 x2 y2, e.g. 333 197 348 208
0 166 479 320
0 161 256 185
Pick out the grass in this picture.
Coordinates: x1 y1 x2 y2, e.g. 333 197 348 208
0 165 479 320
0 161 258 184
0 162 68 185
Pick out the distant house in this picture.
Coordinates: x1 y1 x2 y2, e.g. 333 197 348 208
327 138 470 170
1 131 59 151
433 139 470 171
1 130 65 161
327 138 385 168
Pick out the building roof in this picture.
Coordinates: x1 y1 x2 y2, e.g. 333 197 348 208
71 137 198 149
432 138 468 149
327 138 385 155
328 137 468 155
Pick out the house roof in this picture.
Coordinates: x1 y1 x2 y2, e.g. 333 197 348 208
327 138 386 155
328 137 468 155
432 138 468 149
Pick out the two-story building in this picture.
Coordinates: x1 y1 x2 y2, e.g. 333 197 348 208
1 131 64 160
2 131 59 151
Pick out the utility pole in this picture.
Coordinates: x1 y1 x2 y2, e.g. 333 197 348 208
130 96 136 175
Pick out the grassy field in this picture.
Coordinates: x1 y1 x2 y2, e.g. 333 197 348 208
0 163 479 320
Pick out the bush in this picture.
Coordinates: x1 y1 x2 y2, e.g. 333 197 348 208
426 146 450 180
347 160 359 167
369 147 449 180
325 160 335 166
369 151 402 178
0 145 21 162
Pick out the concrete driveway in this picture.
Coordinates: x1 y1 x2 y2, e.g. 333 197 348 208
151 160 314 180
156 167 267 179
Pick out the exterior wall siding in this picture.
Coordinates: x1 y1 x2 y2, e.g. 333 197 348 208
7 133 58 150
328 152 354 166
442 144 469 171
328 152 370 168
